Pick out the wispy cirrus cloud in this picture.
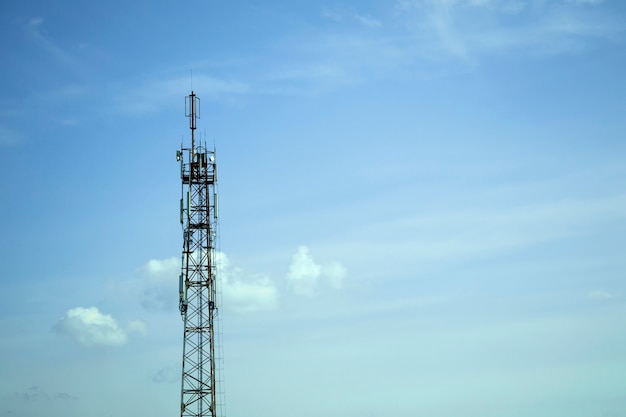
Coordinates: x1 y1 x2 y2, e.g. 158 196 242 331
321 6 383 27
261 33 416 96
22 17 81 70
355 14 383 27
394 0 622 59
321 192 626 284
260 0 622 96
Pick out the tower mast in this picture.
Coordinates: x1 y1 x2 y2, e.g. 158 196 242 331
177 91 221 417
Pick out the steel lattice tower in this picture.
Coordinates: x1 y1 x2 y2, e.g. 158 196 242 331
176 91 221 417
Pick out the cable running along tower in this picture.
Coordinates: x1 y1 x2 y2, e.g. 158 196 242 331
176 91 222 417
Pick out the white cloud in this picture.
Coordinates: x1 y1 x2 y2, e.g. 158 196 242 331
322 261 347 290
137 252 278 313
55 307 138 347
217 252 278 313
222 274 278 312
139 257 180 311
127 319 149 336
137 248 343 312
286 246 321 296
142 257 179 279
286 246 348 296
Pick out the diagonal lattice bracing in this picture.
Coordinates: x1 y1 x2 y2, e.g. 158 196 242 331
177 92 222 417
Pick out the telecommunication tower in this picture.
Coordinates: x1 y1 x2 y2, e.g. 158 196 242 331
176 91 222 417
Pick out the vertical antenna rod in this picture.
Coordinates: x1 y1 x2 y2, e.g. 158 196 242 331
178 91 221 417
185 91 199 160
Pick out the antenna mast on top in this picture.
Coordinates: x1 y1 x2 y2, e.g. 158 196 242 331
185 91 200 158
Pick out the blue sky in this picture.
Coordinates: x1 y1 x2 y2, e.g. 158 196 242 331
1 0 626 416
